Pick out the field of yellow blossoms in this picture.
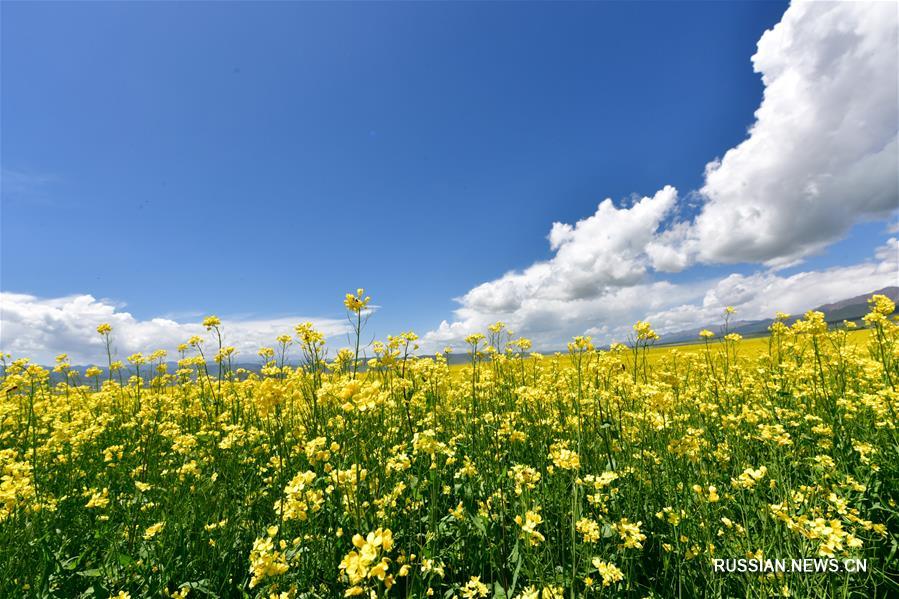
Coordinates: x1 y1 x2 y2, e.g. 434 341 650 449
1 290 897 598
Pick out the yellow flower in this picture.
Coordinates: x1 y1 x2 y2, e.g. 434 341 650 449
633 321 660 341
85 488 110 509
567 335 594 352
449 501 465 521
513 587 540 599
591 558 624 587
614 518 646 549
338 528 395 590
465 333 485 346
868 294 895 316
731 465 768 490
549 442 580 471
296 321 326 345
508 464 541 495
487 321 506 334
249 536 289 588
344 289 371 313
576 517 601 543
514 509 545 545
144 521 165 540
461 576 490 598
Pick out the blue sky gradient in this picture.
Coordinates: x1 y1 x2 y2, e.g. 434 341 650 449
2 1 896 362
2 2 789 328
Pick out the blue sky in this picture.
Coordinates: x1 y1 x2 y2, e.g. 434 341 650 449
2 1 897 362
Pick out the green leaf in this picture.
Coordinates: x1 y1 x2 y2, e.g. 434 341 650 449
509 543 523 596
77 568 102 578
117 554 135 567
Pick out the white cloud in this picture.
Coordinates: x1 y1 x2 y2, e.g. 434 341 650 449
424 1 898 349
667 0 898 267
887 217 899 235
421 187 685 349
646 238 898 334
423 238 897 352
0 293 348 365
461 186 678 313
423 278 704 352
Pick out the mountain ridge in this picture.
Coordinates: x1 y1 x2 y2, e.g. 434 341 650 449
657 286 898 345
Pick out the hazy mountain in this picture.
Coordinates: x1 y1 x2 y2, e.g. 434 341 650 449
659 287 899 345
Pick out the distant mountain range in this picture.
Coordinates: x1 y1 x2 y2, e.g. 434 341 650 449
657 286 899 345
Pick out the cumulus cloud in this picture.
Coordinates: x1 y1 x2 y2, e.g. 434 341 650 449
423 279 704 352
462 186 678 313
424 1 898 349
0 293 348 365
646 237 898 334
423 238 897 352
667 0 898 268
421 187 684 348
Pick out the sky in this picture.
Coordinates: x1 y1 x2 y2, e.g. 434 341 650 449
1 0 897 364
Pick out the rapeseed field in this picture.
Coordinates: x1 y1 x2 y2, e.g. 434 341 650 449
1 291 896 598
